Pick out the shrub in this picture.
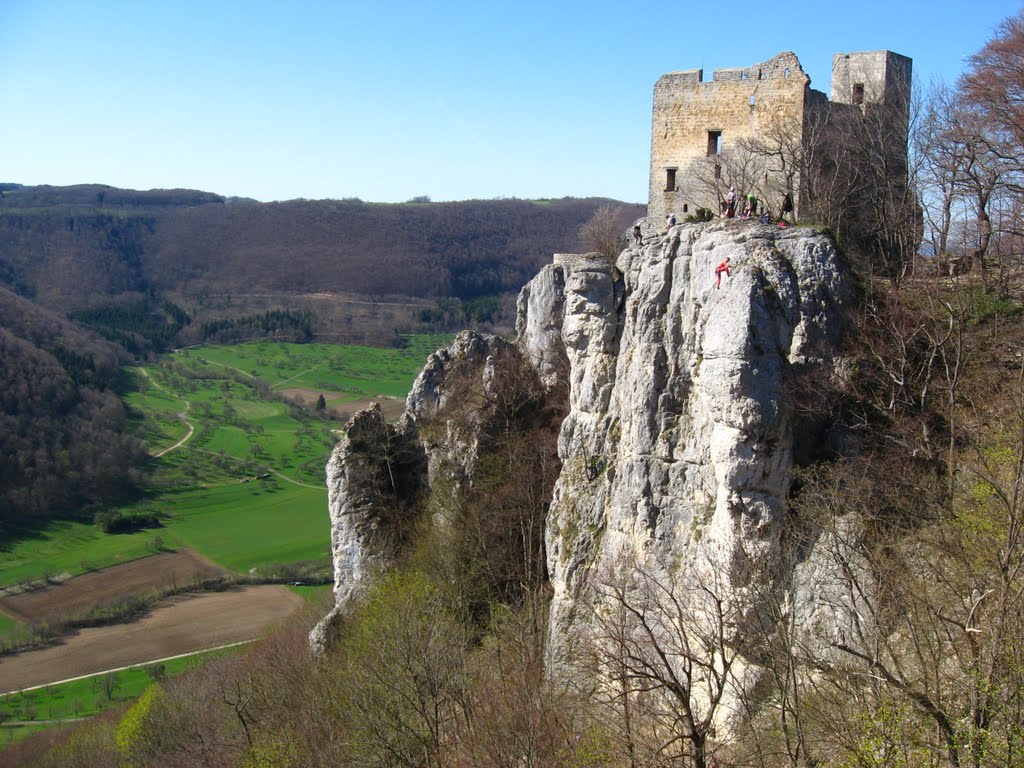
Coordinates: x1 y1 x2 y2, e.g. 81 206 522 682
93 509 161 533
685 207 715 223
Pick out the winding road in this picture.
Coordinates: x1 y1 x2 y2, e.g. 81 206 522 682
138 368 196 458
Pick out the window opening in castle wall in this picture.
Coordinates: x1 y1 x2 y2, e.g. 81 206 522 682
665 168 677 191
853 83 865 105
707 131 722 156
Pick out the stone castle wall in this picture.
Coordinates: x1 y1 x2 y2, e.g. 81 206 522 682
648 49 911 223
648 53 811 223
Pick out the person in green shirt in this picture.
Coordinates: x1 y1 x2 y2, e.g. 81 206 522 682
743 193 758 218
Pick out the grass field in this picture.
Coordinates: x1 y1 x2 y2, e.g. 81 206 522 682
0 520 167 590
0 646 245 754
0 334 451 596
0 334 451 753
289 583 333 602
149 483 330 572
0 645 240 731
181 335 448 400
0 613 18 637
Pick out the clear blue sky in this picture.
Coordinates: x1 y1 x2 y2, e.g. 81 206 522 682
0 0 1017 204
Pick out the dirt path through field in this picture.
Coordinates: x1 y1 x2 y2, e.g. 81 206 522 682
273 361 322 387
190 448 323 490
138 367 196 457
191 357 258 381
11 640 252 695
155 414 195 457
0 586 303 694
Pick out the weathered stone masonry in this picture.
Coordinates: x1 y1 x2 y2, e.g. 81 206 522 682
648 50 912 223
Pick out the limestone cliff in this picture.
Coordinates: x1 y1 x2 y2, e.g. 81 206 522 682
535 221 850 704
314 219 851 705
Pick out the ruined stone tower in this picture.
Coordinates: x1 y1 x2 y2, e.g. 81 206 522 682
648 49 911 222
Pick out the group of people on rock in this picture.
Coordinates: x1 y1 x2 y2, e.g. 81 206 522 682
643 187 799 290
721 186 760 219
718 188 797 223
639 190 798 294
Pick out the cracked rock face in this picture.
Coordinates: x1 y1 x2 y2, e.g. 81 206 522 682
529 222 849 692
311 331 529 651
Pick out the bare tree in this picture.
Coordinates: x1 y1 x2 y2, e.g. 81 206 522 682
691 144 768 218
786 353 1024 768
584 553 746 768
915 80 972 268
100 672 120 702
579 205 629 260
444 596 592 768
953 10 1024 292
959 10 1024 167
339 571 469 768
739 111 806 220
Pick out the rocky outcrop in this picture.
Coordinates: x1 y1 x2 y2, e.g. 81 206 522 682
309 403 426 649
536 222 849 692
315 219 851 703
311 330 553 650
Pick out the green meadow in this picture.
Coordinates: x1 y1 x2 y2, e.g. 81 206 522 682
0 519 166 588
178 335 448 402
288 583 333 603
0 334 451 595
0 645 242 753
0 613 18 637
0 649 225 717
0 308 451 752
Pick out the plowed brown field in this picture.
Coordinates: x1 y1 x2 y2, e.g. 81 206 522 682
0 550 225 624
0 585 304 693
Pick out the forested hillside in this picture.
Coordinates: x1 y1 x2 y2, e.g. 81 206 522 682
0 186 643 346
0 286 146 528
0 185 639 527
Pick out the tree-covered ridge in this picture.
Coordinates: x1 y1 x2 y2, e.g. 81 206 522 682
0 286 146 528
0 188 644 346
0 183 227 208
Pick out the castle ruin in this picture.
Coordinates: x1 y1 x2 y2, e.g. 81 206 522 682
648 50 912 222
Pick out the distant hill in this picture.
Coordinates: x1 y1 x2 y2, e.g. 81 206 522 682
0 183 641 527
0 184 645 347
0 284 147 528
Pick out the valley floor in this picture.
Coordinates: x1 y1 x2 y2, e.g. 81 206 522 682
0 585 302 694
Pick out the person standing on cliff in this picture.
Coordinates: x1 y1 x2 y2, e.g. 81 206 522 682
726 187 737 218
744 192 758 218
715 257 731 288
781 191 794 222
633 224 643 245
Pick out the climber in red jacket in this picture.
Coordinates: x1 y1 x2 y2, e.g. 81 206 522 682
715 257 731 288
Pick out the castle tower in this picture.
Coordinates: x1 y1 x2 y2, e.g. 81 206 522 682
829 50 913 179
647 49 911 224
830 50 912 114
